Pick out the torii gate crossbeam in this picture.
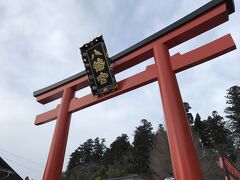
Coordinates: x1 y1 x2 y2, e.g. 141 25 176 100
33 0 236 179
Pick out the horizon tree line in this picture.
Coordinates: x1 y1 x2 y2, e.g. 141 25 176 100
62 85 240 180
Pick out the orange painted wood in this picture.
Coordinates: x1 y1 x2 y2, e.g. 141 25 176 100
42 88 75 180
35 64 157 125
171 34 236 73
35 105 60 125
154 43 204 180
35 34 236 125
36 2 236 180
35 4 228 105
162 4 228 47
69 64 157 113
36 76 88 104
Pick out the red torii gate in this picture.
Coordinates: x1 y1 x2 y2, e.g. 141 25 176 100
33 0 236 179
217 156 240 179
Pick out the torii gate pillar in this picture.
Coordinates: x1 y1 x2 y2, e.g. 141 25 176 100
154 44 203 179
43 88 75 180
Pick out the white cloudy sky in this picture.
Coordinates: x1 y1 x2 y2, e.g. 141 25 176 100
0 0 239 179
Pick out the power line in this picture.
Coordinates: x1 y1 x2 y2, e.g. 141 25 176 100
0 147 43 167
1 155 42 173
1 156 40 180
0 148 44 179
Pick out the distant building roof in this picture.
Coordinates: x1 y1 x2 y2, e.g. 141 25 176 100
0 157 23 180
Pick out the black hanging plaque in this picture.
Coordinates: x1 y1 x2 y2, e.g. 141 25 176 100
80 35 118 96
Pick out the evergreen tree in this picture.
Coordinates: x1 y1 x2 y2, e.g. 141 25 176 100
65 137 107 179
184 102 194 125
92 137 106 163
81 139 94 163
103 134 133 178
193 112 227 179
224 85 240 149
132 119 153 174
103 134 132 165
66 138 106 173
194 113 201 132
67 149 81 172
199 111 234 159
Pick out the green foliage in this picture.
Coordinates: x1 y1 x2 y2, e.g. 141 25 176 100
106 152 134 178
81 139 94 163
195 111 235 160
224 85 240 149
103 134 134 178
92 138 106 163
65 134 134 179
104 134 132 165
63 162 107 180
66 138 106 173
63 85 240 179
194 113 202 133
66 149 81 172
184 102 194 125
132 119 154 174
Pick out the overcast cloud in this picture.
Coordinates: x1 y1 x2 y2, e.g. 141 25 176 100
0 0 239 179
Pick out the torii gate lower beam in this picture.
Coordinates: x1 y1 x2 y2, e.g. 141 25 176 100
33 1 236 179
35 34 235 125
